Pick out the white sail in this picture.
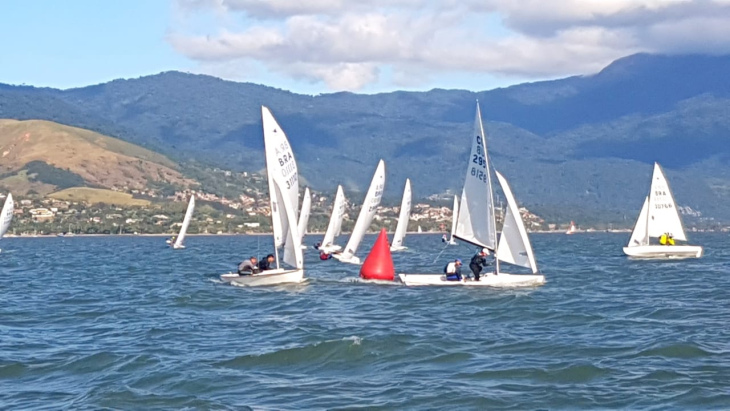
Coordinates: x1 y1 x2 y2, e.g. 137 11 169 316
173 196 195 248
322 185 346 247
340 160 385 260
448 195 458 243
647 163 687 241
298 187 311 242
455 102 497 250
417 226 422 233
262 106 300 248
627 196 650 247
262 106 303 269
495 171 538 274
391 178 412 249
0 193 14 238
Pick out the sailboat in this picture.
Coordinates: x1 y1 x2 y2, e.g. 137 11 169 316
319 185 346 254
172 195 195 249
332 160 385 265
221 106 305 286
566 221 577 235
399 102 545 287
417 226 423 233
390 179 412 252
623 163 702 259
298 187 311 249
0 193 14 251
447 195 458 245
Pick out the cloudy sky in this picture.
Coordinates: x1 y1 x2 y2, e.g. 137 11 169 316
3 0 730 93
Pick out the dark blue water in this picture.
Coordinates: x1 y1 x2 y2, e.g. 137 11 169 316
1 233 729 410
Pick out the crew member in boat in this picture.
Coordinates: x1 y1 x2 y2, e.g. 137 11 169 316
443 258 463 281
441 234 448 243
237 256 261 275
313 242 321 250
168 235 176 244
258 254 276 271
319 251 332 260
469 248 492 281
659 233 675 246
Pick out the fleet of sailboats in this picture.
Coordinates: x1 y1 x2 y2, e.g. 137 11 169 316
623 163 703 259
390 179 412 252
399 103 545 286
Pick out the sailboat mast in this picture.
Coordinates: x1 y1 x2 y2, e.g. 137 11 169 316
477 103 500 275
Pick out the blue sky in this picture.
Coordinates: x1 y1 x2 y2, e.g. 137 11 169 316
2 0 728 93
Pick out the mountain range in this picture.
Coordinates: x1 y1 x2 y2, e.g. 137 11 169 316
1 53 729 223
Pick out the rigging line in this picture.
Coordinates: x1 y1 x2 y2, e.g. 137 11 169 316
431 243 451 265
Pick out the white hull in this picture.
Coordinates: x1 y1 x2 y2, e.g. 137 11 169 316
623 245 703 259
172 244 185 250
390 245 408 252
165 239 172 244
332 253 361 265
398 272 545 287
447 240 457 245
221 268 305 286
319 244 341 254
300 245 308 250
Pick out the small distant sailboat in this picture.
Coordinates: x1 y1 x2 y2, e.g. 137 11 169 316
417 226 423 233
623 162 702 259
333 160 385 265
0 193 14 251
298 187 311 249
447 195 458 245
390 179 412 252
319 185 346 254
172 195 195 249
221 106 304 286
566 221 577 235
399 102 545 287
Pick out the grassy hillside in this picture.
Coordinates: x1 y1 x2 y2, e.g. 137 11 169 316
0 119 189 195
48 187 150 206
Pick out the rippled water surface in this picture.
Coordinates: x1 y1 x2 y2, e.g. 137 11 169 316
1 233 729 409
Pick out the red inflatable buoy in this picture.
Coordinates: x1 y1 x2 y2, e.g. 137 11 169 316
360 228 395 281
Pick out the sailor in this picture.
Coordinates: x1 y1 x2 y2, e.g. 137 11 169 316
469 248 492 281
660 233 670 245
667 233 675 245
313 242 322 250
258 254 276 271
237 256 260 275
441 234 448 243
443 258 463 281
319 251 332 260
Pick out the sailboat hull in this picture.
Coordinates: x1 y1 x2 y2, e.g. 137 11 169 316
398 273 545 287
319 244 342 254
622 245 703 259
390 246 408 252
172 244 185 250
331 254 361 265
220 268 305 286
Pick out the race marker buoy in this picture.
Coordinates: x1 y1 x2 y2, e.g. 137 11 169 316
360 228 395 281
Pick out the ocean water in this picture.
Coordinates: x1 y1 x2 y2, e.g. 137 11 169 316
1 233 729 410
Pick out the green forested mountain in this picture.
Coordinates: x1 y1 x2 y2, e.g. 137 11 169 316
1 53 729 223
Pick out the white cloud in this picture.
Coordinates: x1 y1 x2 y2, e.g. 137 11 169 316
168 0 730 91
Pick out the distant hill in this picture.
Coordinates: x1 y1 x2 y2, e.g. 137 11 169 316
0 119 189 196
1 53 729 222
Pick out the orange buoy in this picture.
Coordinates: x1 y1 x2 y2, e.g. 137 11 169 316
359 228 395 281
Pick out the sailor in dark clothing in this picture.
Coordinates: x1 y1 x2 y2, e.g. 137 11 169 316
469 248 491 281
258 254 276 271
237 256 260 275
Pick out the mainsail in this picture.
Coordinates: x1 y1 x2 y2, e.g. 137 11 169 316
322 185 346 247
0 193 13 238
341 160 385 260
298 187 311 242
647 163 687 241
173 196 195 248
391 179 412 249
454 103 497 250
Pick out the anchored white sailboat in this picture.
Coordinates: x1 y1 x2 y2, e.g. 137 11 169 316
623 163 702 259
447 195 458 245
221 106 305 286
565 221 577 235
298 187 311 249
172 195 195 249
333 160 385 265
390 178 412 252
319 185 346 254
0 193 14 250
399 102 544 287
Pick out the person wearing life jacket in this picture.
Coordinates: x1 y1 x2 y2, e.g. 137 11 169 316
469 248 492 281
319 251 332 260
443 259 463 281
668 233 675 245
